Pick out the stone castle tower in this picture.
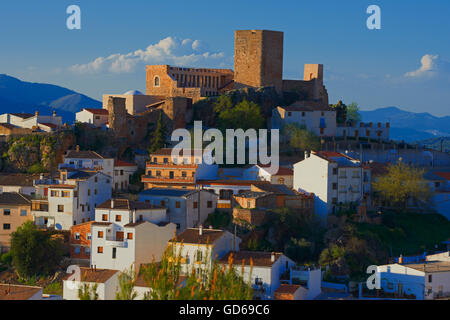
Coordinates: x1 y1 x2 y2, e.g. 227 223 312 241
234 30 284 93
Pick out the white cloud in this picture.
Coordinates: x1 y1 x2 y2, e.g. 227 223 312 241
69 37 226 74
405 54 450 78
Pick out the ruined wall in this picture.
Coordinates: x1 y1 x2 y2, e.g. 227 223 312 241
234 30 284 93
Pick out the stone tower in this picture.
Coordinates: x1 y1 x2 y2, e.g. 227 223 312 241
107 96 127 138
234 30 284 93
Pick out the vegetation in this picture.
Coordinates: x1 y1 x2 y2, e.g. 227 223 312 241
116 267 138 300
10 221 63 279
372 162 431 208
43 281 63 296
78 282 99 300
204 210 231 229
216 99 265 131
148 112 167 153
281 123 321 151
73 122 111 152
346 102 361 123
140 245 253 300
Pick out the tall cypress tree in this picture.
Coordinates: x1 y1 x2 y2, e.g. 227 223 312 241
149 112 167 153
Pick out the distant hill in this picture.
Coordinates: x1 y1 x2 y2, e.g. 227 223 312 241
0 74 101 123
360 106 450 142
416 137 450 153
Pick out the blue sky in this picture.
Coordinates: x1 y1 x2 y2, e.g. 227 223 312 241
1 0 449 116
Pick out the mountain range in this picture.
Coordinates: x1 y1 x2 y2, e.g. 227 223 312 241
360 107 450 142
0 74 101 123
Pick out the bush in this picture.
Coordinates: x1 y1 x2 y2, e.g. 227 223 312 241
0 251 12 266
204 210 231 229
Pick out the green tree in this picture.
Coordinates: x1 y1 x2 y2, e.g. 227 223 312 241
213 95 233 114
116 266 138 300
282 123 321 151
217 99 265 131
10 221 63 279
372 161 431 208
331 100 347 124
149 112 167 153
141 245 253 300
78 282 99 300
346 102 361 123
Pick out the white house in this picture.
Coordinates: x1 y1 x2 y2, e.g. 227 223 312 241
113 160 138 192
218 251 295 300
59 147 114 180
0 111 62 131
31 170 112 230
62 267 119 300
243 165 294 188
293 151 371 221
0 173 38 195
376 261 450 300
271 103 336 137
75 108 109 127
90 198 176 272
336 122 390 141
169 227 240 275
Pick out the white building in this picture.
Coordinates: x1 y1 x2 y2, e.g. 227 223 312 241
0 173 38 195
139 188 218 232
113 160 138 192
376 261 450 300
32 170 112 230
0 111 62 131
90 198 176 272
293 151 371 221
63 267 119 300
218 251 295 300
336 122 390 141
75 108 109 127
169 227 240 275
271 103 337 137
243 165 294 188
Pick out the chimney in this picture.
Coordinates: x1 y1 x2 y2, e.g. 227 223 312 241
398 254 403 264
199 225 203 236
271 252 275 263
35 111 39 117
208 225 213 230
304 150 310 159
53 110 57 117
111 199 115 209
75 145 80 152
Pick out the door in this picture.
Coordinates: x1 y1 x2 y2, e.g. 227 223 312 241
116 231 124 241
169 171 174 179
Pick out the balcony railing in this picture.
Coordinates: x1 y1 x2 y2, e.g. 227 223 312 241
142 175 195 182
104 239 127 248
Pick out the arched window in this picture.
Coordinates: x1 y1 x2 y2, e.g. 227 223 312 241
154 76 160 87
278 178 285 184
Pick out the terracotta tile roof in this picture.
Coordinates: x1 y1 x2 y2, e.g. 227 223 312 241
0 173 41 187
97 198 162 210
0 284 42 300
91 222 112 226
435 172 450 180
274 284 301 300
39 122 58 129
401 261 450 273
114 160 137 167
84 108 109 115
0 192 31 205
62 267 119 283
170 228 225 245
65 150 105 159
218 251 283 267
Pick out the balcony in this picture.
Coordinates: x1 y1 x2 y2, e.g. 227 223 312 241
142 175 195 183
104 239 127 248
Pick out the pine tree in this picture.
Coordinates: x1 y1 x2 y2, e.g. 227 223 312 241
148 112 167 154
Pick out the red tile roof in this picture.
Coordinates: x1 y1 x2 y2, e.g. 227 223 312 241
218 251 283 267
114 160 137 167
62 267 118 283
274 284 302 300
0 284 42 300
84 108 109 115
435 172 450 180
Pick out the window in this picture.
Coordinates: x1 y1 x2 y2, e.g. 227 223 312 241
428 275 432 283
75 232 80 240
332 183 337 190
193 201 198 209
102 214 108 221
278 178 285 184
98 231 104 238
85 247 90 254
160 200 166 206
127 232 133 240
332 168 338 175
3 224 11 230
57 205 64 212
247 201 251 208
154 76 160 87
332 197 338 204
74 247 81 254
115 215 122 222
120 170 124 176
176 201 181 208
112 247 116 259
182 171 187 177
207 201 212 208
163 157 168 163
97 246 103 254
88 189 91 196
287 112 292 117
156 171 161 177
61 191 70 198
20 209 27 216
3 209 10 216
51 190 59 197
196 250 203 262
87 233 91 240
95 177 98 183
302 112 305 117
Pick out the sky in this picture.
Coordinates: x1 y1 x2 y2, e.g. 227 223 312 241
0 0 449 116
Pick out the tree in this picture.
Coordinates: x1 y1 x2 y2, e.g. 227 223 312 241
330 100 347 124
148 112 167 154
372 161 431 208
10 221 63 279
213 95 233 114
140 245 253 300
217 99 265 131
116 266 138 300
78 282 99 300
346 102 361 123
282 123 320 151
